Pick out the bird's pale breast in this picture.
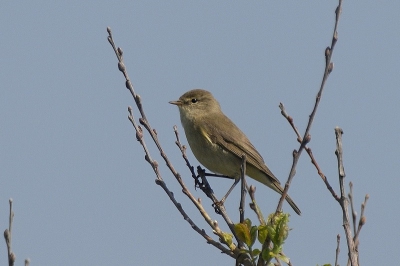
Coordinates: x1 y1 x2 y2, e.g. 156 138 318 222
180 111 242 178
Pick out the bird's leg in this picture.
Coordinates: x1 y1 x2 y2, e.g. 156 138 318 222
195 170 233 191
204 173 234 180
219 177 240 205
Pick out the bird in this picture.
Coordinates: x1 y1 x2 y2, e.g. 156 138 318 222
170 89 301 215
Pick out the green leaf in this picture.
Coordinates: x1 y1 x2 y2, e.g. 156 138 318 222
221 232 233 247
244 218 252 229
258 225 268 243
261 248 273 263
252 248 261 257
234 223 251 246
267 213 289 247
250 226 258 247
275 253 289 264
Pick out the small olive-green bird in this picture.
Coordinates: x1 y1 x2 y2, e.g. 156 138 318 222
169 89 301 215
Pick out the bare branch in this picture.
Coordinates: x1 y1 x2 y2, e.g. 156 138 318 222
4 198 15 266
239 155 247 224
352 194 369 263
335 234 340 266
107 27 253 260
248 186 265 225
276 0 344 214
335 127 358 266
279 103 340 201
348 182 357 236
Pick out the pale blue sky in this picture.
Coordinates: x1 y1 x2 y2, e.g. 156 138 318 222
1 1 399 265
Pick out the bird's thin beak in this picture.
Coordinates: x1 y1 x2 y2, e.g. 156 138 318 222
169 100 182 106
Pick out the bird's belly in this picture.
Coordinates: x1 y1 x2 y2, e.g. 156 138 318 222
187 133 241 178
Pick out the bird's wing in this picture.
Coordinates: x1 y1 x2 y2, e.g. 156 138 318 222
203 114 280 184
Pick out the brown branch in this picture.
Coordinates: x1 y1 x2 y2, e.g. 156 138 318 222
354 194 369 246
349 191 369 265
173 126 244 247
276 0 344 214
108 28 251 259
248 186 266 226
4 198 15 266
279 103 340 201
348 182 357 232
239 155 247 224
335 127 358 266
132 108 235 255
335 234 340 266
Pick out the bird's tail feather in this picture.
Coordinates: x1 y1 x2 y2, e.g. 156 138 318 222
268 180 301 215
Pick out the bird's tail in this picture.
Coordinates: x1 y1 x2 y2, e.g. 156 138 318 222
249 170 301 215
269 181 301 215
284 194 301 215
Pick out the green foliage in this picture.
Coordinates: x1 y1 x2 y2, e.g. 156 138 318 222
221 232 233 248
260 213 290 264
235 218 257 248
233 213 291 265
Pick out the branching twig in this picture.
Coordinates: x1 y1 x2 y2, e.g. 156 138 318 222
254 1 345 264
107 2 368 266
335 127 358 266
276 0 343 214
173 126 243 247
349 182 357 232
354 194 368 247
108 27 249 259
348 191 369 266
248 186 266 225
278 3 367 265
279 103 340 201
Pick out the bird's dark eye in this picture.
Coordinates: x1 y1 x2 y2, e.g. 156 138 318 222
191 98 198 103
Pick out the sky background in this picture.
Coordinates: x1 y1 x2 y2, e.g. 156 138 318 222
1 1 399 265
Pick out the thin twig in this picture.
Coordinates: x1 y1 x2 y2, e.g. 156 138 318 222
279 103 340 201
239 155 247 224
108 28 240 257
196 167 244 248
335 234 340 266
276 0 343 215
352 194 369 262
349 182 357 232
248 186 266 225
174 127 243 247
4 198 16 266
335 127 358 266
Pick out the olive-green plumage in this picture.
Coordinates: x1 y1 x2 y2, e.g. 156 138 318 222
170 89 301 215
